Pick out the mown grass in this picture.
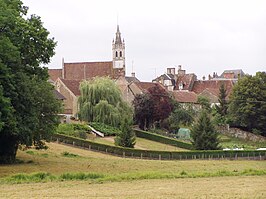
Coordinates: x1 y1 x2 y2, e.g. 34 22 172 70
92 136 188 151
1 168 265 184
0 142 265 181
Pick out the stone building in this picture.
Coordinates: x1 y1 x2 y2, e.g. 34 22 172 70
48 25 138 116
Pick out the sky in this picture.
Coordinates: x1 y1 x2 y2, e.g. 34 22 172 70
23 0 266 81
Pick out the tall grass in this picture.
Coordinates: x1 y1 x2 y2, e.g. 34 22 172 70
1 169 265 184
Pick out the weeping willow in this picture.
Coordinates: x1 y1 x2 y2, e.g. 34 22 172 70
78 77 132 127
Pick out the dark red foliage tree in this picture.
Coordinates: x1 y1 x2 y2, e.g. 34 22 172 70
133 84 173 130
147 84 173 123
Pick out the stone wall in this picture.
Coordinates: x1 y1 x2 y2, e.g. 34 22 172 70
218 125 266 142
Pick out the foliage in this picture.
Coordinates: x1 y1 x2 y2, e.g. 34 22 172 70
197 96 211 112
90 122 121 136
115 118 136 148
0 0 61 163
78 77 132 128
213 83 228 125
228 72 266 136
167 102 194 133
56 123 90 139
147 84 173 122
132 93 154 130
61 151 79 158
133 84 173 130
191 110 220 150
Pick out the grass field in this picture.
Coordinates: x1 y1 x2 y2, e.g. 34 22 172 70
0 142 265 198
91 136 187 151
219 134 266 150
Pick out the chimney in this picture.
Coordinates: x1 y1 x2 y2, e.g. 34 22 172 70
167 68 175 75
178 65 186 75
203 76 206 81
131 72 135 77
208 74 211 80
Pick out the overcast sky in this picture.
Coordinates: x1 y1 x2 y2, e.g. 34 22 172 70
23 0 266 81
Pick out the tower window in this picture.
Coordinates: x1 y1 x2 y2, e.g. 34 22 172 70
120 51 122 57
116 51 118 58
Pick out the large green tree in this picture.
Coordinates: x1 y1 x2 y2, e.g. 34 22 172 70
78 77 132 127
191 110 220 150
228 72 266 136
214 83 228 125
0 0 61 163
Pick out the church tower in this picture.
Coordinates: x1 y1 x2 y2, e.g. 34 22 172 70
112 25 125 70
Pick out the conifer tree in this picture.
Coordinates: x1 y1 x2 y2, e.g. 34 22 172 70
215 83 228 117
115 118 136 148
191 110 220 150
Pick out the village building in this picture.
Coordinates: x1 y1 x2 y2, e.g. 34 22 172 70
48 26 140 116
153 65 236 106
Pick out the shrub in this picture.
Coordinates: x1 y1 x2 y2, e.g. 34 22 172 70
90 122 121 136
61 151 79 158
56 123 90 139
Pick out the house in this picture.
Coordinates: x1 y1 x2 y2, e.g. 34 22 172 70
55 78 80 115
153 66 235 106
152 65 197 91
220 69 245 79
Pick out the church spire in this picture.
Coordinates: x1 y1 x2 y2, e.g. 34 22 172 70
115 25 122 44
112 25 125 72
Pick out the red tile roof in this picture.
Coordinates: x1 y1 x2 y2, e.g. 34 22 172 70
192 80 234 99
60 78 81 96
63 61 123 80
134 82 165 93
171 91 198 103
176 74 197 91
48 69 62 81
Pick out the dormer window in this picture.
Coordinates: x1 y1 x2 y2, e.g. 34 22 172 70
179 82 184 90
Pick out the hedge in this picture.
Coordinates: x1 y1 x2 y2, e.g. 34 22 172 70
134 129 193 150
51 134 266 161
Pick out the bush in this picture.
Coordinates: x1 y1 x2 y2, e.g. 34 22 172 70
56 123 90 139
61 151 79 158
89 122 121 136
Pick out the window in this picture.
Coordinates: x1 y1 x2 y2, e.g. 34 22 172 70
120 51 122 57
116 51 118 57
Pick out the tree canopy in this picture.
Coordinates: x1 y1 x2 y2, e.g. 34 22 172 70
0 0 61 163
78 77 132 127
228 72 266 136
133 84 173 130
